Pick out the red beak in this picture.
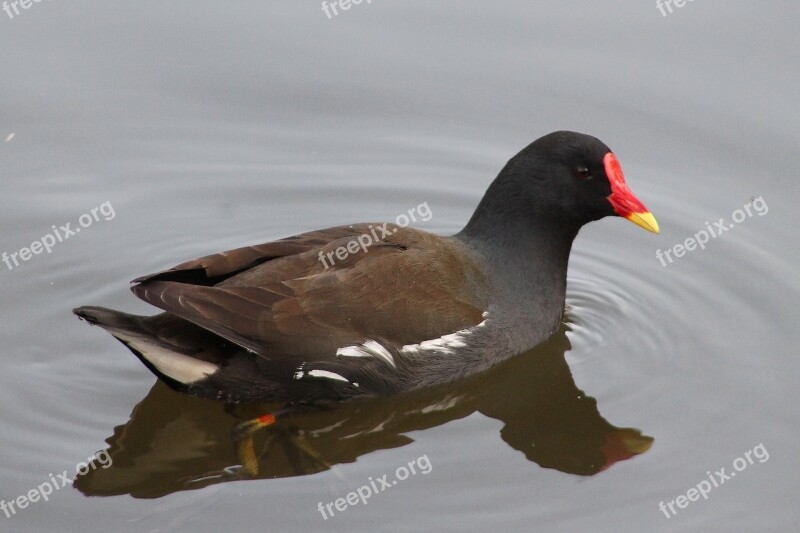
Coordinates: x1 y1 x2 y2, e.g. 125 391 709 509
604 152 659 234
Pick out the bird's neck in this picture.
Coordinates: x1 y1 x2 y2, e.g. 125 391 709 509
456 205 580 344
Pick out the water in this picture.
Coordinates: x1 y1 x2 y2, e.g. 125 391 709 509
1 2 798 531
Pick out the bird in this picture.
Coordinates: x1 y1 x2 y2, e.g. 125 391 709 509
74 131 658 411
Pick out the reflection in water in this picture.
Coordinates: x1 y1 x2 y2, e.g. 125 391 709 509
74 324 652 498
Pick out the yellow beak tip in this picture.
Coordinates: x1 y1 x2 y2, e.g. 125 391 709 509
626 211 660 234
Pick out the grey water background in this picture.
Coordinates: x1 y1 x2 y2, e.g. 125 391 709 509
1 1 798 531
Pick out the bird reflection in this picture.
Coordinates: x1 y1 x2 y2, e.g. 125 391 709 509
74 323 652 498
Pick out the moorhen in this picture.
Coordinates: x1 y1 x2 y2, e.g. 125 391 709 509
74 131 658 408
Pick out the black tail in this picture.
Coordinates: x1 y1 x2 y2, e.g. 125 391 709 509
73 306 287 402
73 306 224 392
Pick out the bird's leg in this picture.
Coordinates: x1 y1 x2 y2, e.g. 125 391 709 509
233 405 310 476
233 413 279 476
281 428 332 473
232 405 334 476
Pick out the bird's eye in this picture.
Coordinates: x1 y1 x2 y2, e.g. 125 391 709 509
576 167 591 180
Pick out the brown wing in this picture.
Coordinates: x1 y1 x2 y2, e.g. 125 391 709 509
131 224 489 361
132 225 373 286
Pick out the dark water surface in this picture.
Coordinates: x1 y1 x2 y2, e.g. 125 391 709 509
1 2 798 531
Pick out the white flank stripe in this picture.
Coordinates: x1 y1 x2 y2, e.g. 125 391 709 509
401 320 487 356
336 346 371 358
362 340 396 367
336 340 396 368
307 369 350 383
